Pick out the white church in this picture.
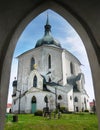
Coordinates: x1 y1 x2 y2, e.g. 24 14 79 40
11 15 90 113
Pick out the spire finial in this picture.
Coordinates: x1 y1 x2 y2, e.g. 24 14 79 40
44 12 51 35
46 12 49 25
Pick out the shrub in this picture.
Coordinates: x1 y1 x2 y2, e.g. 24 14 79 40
34 110 43 116
84 109 89 112
59 107 68 113
53 109 59 114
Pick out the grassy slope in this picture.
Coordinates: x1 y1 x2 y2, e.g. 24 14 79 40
5 113 98 130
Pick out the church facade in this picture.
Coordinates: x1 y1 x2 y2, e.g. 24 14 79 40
11 16 90 113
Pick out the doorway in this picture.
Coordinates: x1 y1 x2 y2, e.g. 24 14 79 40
31 96 37 113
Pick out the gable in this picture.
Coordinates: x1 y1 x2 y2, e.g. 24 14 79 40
28 70 43 90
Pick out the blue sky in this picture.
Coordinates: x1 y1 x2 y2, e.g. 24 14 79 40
8 9 95 103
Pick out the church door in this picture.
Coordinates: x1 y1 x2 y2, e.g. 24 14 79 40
31 96 36 113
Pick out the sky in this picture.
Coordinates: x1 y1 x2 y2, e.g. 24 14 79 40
8 9 95 103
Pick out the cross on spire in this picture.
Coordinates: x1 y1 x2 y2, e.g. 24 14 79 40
44 12 51 35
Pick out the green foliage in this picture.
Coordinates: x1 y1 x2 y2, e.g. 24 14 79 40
34 110 43 116
53 109 58 114
5 113 98 130
59 107 68 113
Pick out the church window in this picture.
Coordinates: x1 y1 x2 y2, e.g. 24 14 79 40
70 96 72 100
70 62 74 74
58 95 62 100
30 57 35 71
48 77 51 82
31 96 36 103
33 75 37 87
48 55 51 69
84 97 86 103
14 100 16 105
74 97 78 102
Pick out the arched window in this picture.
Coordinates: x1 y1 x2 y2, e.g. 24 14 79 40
58 95 62 100
14 100 16 105
74 97 78 102
33 75 37 87
70 62 74 74
84 97 86 103
48 55 51 69
30 57 35 71
31 96 36 103
48 77 51 82
70 96 72 100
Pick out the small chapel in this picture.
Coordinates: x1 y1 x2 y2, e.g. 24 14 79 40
11 15 90 113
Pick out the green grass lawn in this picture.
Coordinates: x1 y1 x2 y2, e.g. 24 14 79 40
5 113 98 130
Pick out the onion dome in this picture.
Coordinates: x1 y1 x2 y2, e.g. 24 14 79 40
35 14 61 48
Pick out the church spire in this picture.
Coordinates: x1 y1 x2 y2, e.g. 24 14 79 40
46 12 49 25
44 13 51 35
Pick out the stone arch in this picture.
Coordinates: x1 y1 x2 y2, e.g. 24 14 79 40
0 1 100 129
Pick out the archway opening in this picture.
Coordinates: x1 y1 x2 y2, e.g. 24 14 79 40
8 9 95 107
